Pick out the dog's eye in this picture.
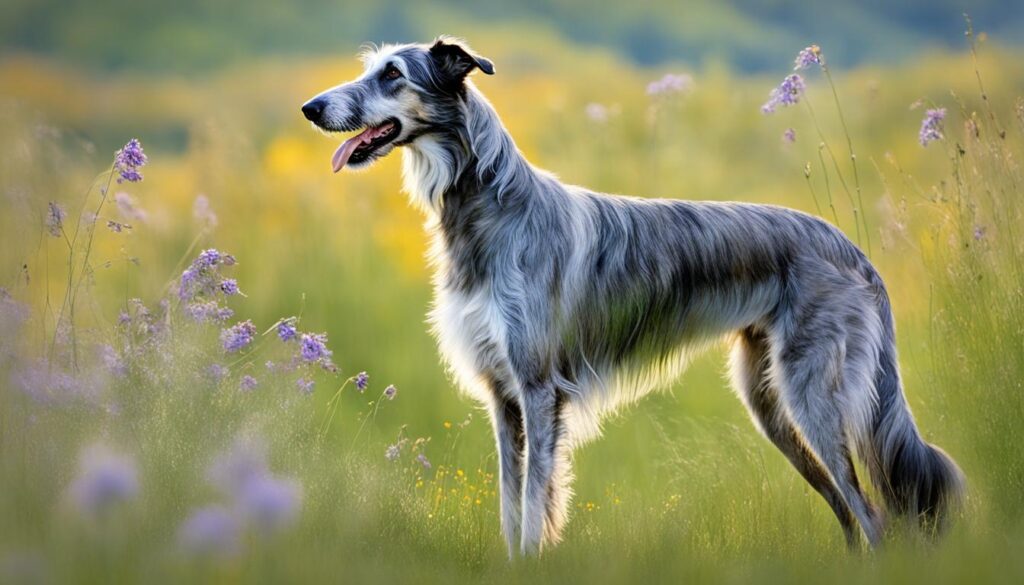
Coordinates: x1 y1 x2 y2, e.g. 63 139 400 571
383 65 402 81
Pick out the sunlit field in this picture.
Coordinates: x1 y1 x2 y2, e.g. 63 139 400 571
1 17 1023 584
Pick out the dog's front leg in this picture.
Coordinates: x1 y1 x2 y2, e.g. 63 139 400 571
519 381 558 556
488 391 525 559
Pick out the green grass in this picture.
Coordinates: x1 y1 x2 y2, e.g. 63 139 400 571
1 31 1023 584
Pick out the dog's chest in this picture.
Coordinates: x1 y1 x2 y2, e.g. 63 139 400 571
430 280 512 401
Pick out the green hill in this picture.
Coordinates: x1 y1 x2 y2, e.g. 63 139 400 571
1 0 1021 72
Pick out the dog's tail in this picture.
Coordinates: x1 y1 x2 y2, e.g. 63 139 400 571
865 276 965 532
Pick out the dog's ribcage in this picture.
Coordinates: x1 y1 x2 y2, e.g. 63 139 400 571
424 183 834 445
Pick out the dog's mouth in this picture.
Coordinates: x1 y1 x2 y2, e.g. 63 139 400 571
331 118 401 172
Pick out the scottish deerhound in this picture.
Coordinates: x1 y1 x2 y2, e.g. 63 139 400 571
301 38 964 556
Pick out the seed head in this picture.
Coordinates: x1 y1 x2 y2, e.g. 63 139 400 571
794 45 822 70
114 139 147 183
276 317 297 342
46 202 66 238
761 74 805 114
354 371 368 393
221 320 256 353
919 108 946 146
68 444 139 518
299 333 332 363
240 375 258 392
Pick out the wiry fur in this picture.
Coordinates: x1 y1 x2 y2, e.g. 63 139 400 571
303 38 965 556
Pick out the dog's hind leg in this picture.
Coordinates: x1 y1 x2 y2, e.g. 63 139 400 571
766 296 885 547
519 380 561 555
730 328 860 547
485 377 525 559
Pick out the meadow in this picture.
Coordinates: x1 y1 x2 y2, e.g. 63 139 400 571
1 25 1023 584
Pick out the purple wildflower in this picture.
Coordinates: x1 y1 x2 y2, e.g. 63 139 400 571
11 360 96 405
276 317 297 342
236 475 302 535
178 249 240 302
219 279 240 296
117 310 131 326
114 139 147 183
584 103 609 123
974 225 987 241
354 371 368 393
416 453 432 470
239 375 258 392
128 298 149 319
207 439 269 495
197 249 222 268
116 139 147 168
106 220 130 233
145 301 169 339
177 506 240 558
185 300 234 323
919 108 946 146
193 194 219 227
297 378 314 395
385 444 401 461
384 384 397 400
114 192 147 222
100 344 127 378
761 74 805 114
208 364 229 381
783 128 797 143
68 444 139 518
299 333 332 363
646 73 692 96
45 202 66 238
794 45 822 70
178 268 199 301
221 320 256 353
202 439 303 542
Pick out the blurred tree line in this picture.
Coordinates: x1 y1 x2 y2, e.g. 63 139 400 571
2 0 1021 72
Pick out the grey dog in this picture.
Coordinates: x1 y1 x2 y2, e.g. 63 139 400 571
302 37 964 556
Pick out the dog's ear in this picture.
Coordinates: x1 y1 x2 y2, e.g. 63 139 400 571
429 37 495 84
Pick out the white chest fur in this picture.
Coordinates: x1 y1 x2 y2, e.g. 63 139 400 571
428 262 517 403
429 277 516 404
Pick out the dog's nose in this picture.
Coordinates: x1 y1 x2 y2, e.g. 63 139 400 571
301 99 325 122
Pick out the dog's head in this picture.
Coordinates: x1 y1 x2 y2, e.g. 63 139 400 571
301 37 494 172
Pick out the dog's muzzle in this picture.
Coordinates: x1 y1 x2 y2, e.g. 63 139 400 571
301 99 326 123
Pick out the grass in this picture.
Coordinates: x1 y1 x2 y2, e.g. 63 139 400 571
1 30 1023 584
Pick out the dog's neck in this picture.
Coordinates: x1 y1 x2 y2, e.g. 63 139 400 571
401 83 539 217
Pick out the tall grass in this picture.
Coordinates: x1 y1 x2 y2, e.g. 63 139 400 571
1 30 1023 584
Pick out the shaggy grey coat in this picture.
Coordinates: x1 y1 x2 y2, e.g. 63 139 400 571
303 38 965 556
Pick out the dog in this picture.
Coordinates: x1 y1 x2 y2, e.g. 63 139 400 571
302 37 964 556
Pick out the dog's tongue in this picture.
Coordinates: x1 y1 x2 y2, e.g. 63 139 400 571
332 122 397 173
331 127 375 173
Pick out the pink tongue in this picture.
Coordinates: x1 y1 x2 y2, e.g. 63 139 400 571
331 127 375 173
331 123 396 173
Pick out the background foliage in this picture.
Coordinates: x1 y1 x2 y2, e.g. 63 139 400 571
1 2 1023 583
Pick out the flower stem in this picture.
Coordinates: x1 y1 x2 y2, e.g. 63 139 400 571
803 96 860 245
822 63 872 257
817 145 840 227
802 164 824 217
51 164 117 369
